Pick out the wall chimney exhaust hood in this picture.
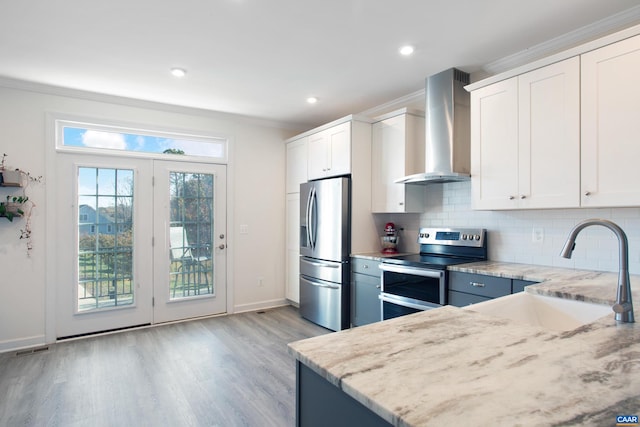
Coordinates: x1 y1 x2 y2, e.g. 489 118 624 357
395 68 471 185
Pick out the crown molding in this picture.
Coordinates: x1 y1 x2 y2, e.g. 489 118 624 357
483 5 640 75
358 88 425 119
0 76 302 131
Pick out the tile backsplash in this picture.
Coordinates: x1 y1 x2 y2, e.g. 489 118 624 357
373 181 640 275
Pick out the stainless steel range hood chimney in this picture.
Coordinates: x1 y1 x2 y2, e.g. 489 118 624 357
395 68 471 184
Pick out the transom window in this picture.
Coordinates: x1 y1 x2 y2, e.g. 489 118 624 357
55 119 227 161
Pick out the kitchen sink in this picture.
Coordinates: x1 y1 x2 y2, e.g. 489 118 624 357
462 292 612 332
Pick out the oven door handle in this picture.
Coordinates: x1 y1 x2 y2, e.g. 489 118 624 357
379 263 444 279
379 294 441 311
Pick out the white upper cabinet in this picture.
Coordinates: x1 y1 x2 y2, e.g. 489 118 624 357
581 34 640 207
307 121 351 180
471 77 519 210
286 137 308 194
371 110 426 213
518 57 580 209
471 57 580 210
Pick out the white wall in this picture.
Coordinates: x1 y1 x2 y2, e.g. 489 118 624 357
0 82 294 351
374 182 640 275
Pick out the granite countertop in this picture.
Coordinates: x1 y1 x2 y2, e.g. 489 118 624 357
289 262 640 426
449 261 640 306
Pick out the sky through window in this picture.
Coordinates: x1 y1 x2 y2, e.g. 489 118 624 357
61 125 226 159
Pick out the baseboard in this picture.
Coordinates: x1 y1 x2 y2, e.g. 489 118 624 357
0 335 46 354
233 298 290 314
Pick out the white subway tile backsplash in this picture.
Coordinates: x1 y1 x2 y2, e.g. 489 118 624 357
419 181 640 274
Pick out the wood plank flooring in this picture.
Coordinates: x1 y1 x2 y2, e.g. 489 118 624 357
0 306 329 426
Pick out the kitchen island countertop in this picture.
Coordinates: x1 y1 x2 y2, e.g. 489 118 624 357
288 262 640 426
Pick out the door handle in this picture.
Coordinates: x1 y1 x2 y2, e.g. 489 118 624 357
308 187 317 249
303 260 339 268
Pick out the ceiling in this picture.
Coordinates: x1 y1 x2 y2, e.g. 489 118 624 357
1 1 640 130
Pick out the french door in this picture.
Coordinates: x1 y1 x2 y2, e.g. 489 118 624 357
152 160 227 323
55 154 227 338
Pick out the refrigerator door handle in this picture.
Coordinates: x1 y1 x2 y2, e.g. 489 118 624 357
308 186 317 249
302 259 339 268
303 277 340 290
305 186 314 249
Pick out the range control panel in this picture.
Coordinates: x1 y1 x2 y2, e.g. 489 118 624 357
417 227 486 247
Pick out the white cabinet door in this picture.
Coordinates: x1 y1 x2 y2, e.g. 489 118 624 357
307 121 351 180
581 34 640 207
471 58 580 210
327 121 351 177
471 77 519 210
307 131 327 180
285 193 300 303
518 57 580 209
371 112 425 213
286 137 308 193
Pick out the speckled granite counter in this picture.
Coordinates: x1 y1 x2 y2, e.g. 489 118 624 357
289 262 640 426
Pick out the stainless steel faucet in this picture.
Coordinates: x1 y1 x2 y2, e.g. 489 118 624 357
560 219 634 323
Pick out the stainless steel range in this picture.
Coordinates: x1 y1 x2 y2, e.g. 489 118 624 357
379 227 487 320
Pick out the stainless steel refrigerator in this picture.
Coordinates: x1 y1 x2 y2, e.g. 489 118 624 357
299 176 351 331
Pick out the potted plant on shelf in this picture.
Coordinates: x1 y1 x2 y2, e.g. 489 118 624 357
0 154 42 255
0 195 28 222
0 169 23 186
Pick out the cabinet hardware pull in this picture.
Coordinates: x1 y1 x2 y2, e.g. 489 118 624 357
470 281 485 288
520 195 526 199
508 196 515 200
584 191 591 196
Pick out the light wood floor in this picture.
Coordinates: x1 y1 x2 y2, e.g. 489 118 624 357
0 306 329 426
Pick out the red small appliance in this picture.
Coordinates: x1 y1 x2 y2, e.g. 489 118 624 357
380 222 399 254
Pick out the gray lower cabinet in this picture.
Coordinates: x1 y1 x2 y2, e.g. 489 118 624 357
448 271 537 307
297 361 391 427
351 257 382 327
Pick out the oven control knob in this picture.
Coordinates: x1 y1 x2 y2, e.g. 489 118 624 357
461 234 467 240
474 234 481 241
425 233 429 238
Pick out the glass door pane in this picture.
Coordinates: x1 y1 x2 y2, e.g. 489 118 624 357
169 171 214 300
77 167 134 311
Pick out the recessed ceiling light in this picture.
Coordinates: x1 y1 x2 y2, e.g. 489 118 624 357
399 45 415 56
306 97 318 104
170 68 187 78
